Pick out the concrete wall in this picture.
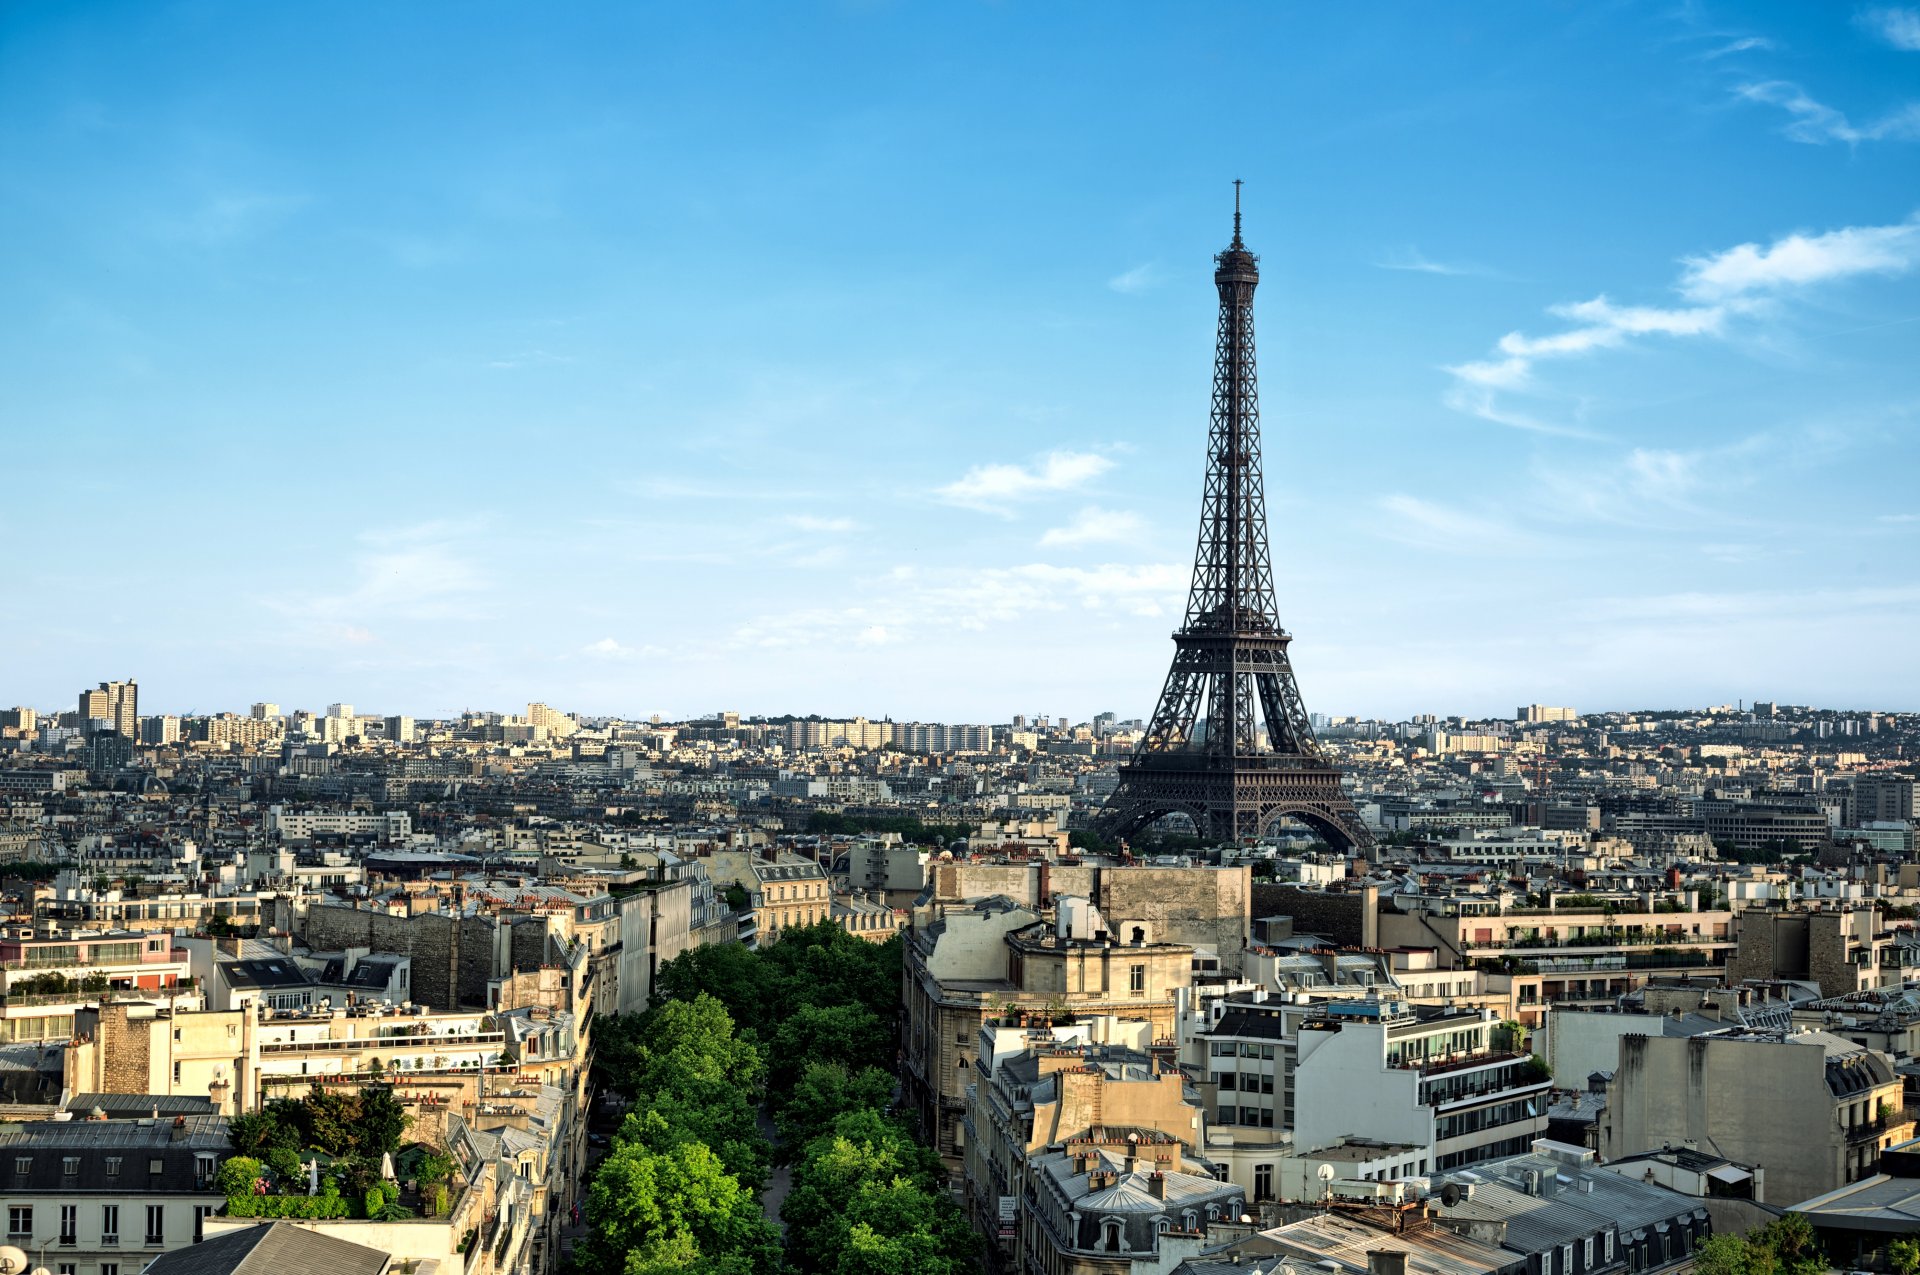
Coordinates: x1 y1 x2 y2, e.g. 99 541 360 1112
1253 885 1375 948
1292 1024 1428 1154
1602 1031 1887 1207
1542 1008 1666 1083
1098 866 1251 976
302 905 503 1011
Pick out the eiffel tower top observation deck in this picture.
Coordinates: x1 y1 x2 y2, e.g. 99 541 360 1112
1093 187 1374 852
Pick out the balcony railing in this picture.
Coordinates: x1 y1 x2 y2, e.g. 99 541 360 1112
257 1031 505 1054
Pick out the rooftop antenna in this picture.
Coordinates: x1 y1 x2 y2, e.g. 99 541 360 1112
1232 179 1245 247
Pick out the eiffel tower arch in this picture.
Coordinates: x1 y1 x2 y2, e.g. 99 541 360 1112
1094 189 1374 856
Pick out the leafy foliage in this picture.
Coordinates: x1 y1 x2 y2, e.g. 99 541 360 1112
781 1109 976 1275
582 1138 781 1275
1694 1214 1826 1275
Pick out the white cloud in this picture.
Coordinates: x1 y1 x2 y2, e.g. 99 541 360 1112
855 625 892 646
1702 36 1778 58
1038 506 1145 548
1375 495 1540 553
1443 213 1920 434
935 449 1115 514
580 636 668 660
1372 246 1482 276
1859 6 1920 50
1108 264 1159 294
1680 216 1920 299
1735 81 1920 144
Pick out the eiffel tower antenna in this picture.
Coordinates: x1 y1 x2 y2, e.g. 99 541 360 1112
1094 189 1374 853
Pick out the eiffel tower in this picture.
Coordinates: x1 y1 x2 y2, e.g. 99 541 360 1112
1095 188 1374 853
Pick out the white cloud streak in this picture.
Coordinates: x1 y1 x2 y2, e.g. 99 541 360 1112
1038 506 1145 548
935 449 1115 514
1735 81 1920 144
1108 264 1159 293
1372 246 1482 276
1443 213 1920 433
1859 6 1920 51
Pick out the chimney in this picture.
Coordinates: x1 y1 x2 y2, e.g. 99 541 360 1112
1368 1253 1408 1275
1148 1171 1166 1200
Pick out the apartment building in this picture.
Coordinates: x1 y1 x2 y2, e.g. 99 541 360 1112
903 896 1195 1160
744 853 831 944
1601 1027 1909 1206
0 1113 229 1275
1187 992 1549 1178
1728 907 1913 997
0 929 195 1044
964 1017 1205 1271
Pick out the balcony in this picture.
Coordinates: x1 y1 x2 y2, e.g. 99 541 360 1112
257 1031 505 1054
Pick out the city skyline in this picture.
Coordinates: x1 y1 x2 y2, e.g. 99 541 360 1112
5 3 1919 720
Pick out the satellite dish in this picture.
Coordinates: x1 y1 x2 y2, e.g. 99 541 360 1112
1440 1183 1463 1207
0 1246 27 1274
1317 1164 1336 1183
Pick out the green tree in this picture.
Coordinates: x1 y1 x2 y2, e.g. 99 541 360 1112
775 1062 897 1152
355 1082 410 1157
650 944 768 1033
582 1139 780 1275
769 1004 893 1091
1694 1234 1760 1275
1888 1238 1920 1275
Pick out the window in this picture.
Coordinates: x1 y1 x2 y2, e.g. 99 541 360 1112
101 1266 117 1275
1102 1218 1123 1252
1585 1237 1595 1269
194 1154 217 1187
8 1206 30 1240
194 1205 215 1243
1254 1162 1274 1201
62 1155 80 1175
146 1205 164 1245
1129 964 1146 994
105 1157 121 1178
149 1159 164 1175
1606 1232 1616 1261
102 1204 119 1245
1216 1072 1237 1091
60 1205 76 1245
56 1265 73 1275
12 1156 29 1175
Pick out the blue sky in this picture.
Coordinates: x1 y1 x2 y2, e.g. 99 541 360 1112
3 2 1918 722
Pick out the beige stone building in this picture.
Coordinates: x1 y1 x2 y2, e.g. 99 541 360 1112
1729 907 1908 997
1600 1027 1909 1206
746 853 830 943
903 895 1196 1161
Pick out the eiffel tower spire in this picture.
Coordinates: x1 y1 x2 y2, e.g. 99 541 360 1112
1095 190 1373 852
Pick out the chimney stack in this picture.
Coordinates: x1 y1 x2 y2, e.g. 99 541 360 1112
1368 1252 1408 1275
1148 1171 1167 1200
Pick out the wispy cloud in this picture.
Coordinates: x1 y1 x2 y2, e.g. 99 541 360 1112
786 514 858 533
1374 495 1541 553
1038 506 1145 548
1372 246 1485 277
1858 6 1920 50
1735 80 1920 144
1702 35 1778 58
580 636 667 660
1680 216 1920 298
1108 264 1159 294
1443 212 1920 433
935 449 1115 514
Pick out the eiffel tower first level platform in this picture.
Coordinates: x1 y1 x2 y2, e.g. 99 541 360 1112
1098 755 1375 849
1091 187 1375 856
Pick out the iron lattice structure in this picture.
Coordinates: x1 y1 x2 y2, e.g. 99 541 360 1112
1095 196 1374 853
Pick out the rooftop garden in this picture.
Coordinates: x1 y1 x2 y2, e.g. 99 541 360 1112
221 1082 458 1221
